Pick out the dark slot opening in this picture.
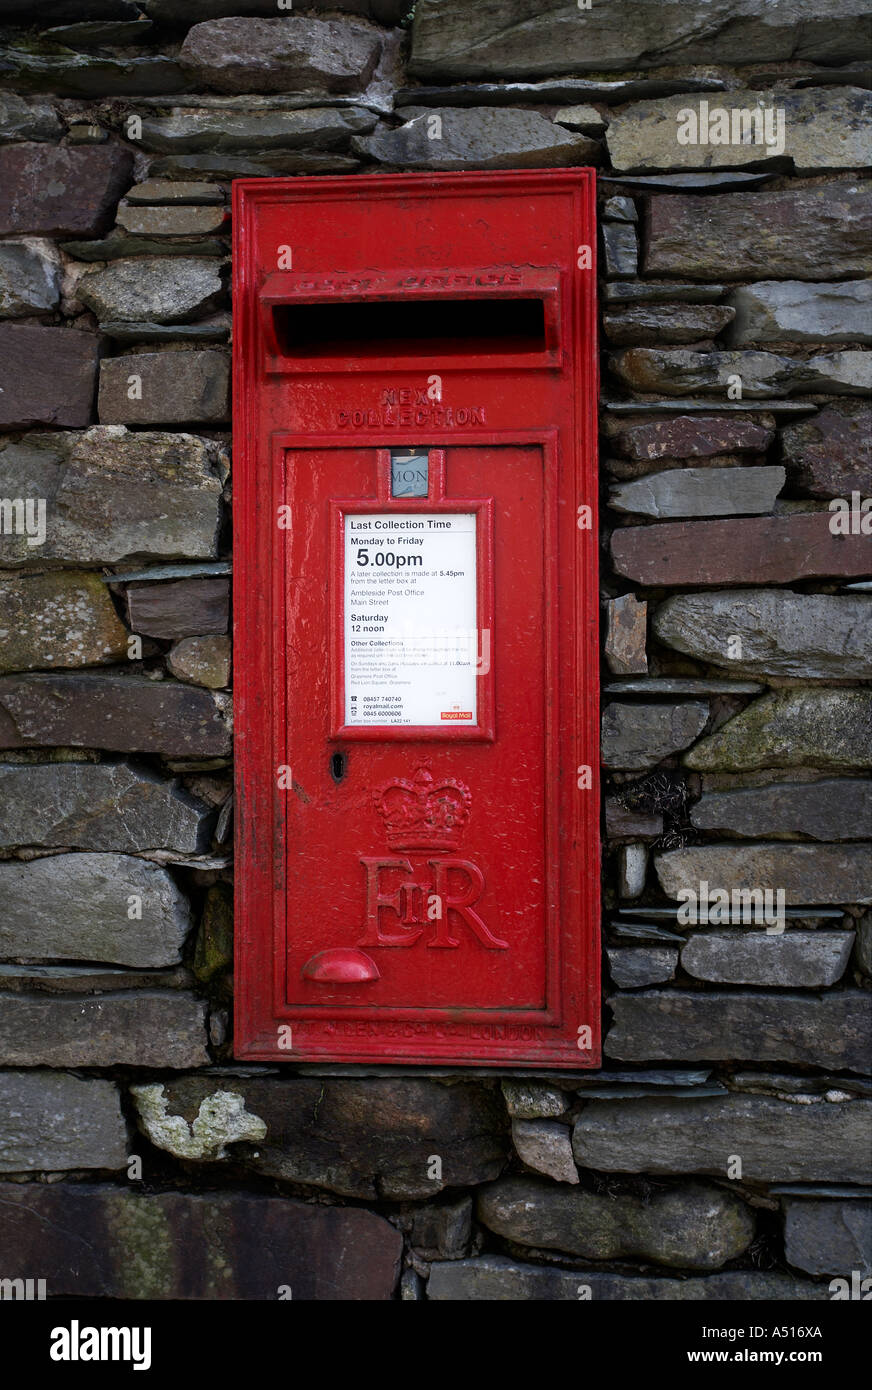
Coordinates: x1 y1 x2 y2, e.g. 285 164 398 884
272 297 547 359
330 751 347 782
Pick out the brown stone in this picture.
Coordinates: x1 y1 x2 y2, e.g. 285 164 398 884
126 578 229 640
0 1184 401 1299
613 414 774 460
167 635 231 689
0 143 132 237
605 799 664 841
604 594 648 675
781 401 872 499
98 351 230 426
0 325 98 429
645 184 872 281
0 672 232 756
0 570 128 676
612 513 869 586
0 992 209 1068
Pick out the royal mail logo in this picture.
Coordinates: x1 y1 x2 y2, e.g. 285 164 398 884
441 710 473 721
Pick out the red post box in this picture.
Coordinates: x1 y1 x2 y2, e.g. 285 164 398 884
233 170 600 1067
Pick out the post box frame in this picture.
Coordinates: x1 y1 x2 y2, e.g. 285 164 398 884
233 170 600 1068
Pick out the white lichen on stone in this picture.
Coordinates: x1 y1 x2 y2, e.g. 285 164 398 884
130 1083 266 1160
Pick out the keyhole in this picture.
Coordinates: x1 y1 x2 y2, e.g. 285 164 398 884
331 751 347 783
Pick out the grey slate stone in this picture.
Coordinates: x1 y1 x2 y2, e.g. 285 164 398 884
144 1 408 20
783 1199 872 1278
0 241 61 317
478 1177 754 1269
179 16 382 94
605 990 872 1072
353 107 600 170
0 991 209 1068
729 280 872 346
501 1080 568 1120
856 912 872 979
602 222 638 278
148 152 360 179
608 948 678 989
0 1071 127 1173
3 51 186 98
0 93 63 142
607 680 763 695
573 1094 872 1182
137 105 376 151
691 780 872 841
427 1254 829 1300
409 0 872 78
610 466 783 518
656 843 872 906
99 351 231 426
511 1120 578 1184
0 427 223 568
553 105 607 135
607 88 871 175
77 257 224 325
0 570 129 676
654 591 872 680
619 843 648 899
602 702 709 770
0 1184 402 1299
605 283 730 306
603 303 736 346
409 1196 472 1259
684 690 872 772
115 205 227 238
611 347 871 397
125 179 225 205
602 195 636 222
396 78 730 107
0 852 192 967
0 673 232 756
680 931 855 987
602 170 778 192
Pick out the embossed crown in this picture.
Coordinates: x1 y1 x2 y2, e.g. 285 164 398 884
373 765 472 852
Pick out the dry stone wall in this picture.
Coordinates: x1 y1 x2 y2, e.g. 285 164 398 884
0 0 869 1302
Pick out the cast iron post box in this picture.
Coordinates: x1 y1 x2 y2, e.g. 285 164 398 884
233 170 600 1067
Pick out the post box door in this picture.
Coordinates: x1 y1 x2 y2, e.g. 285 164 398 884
259 429 594 1064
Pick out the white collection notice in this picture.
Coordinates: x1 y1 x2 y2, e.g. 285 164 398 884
344 512 478 726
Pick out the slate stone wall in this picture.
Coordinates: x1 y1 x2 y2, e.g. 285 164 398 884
0 0 869 1302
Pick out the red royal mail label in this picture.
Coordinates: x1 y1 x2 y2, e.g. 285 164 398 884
441 710 473 720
